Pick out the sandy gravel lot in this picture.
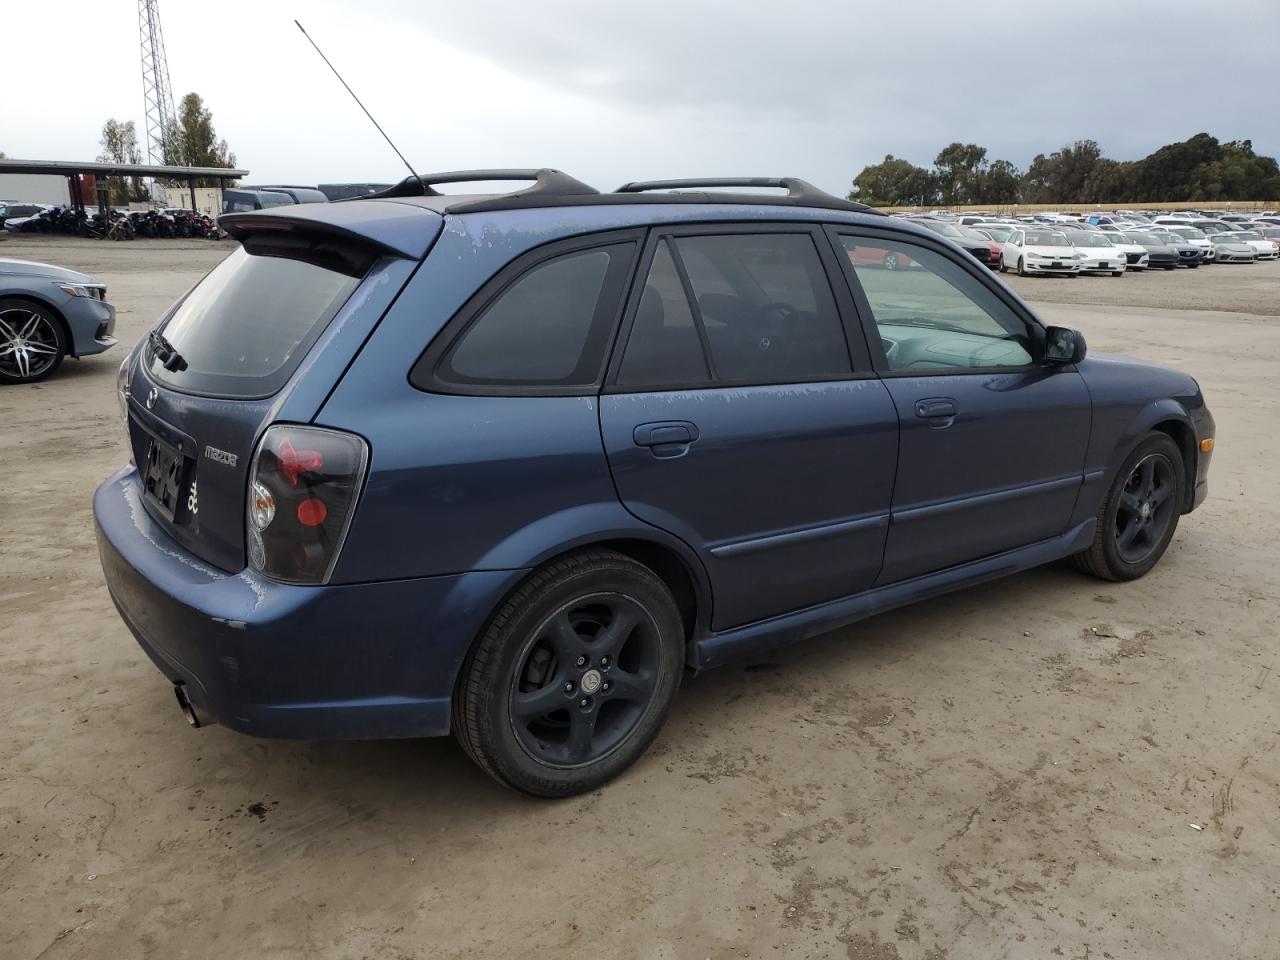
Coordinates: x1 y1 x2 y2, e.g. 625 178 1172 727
2 236 1278 960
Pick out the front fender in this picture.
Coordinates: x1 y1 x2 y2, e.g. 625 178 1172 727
1073 354 1208 524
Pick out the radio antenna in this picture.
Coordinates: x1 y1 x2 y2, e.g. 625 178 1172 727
294 20 429 195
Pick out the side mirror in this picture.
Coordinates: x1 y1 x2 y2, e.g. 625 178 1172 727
1044 326 1087 365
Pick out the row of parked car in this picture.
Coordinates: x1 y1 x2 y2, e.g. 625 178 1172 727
892 209 1280 275
1 205 222 240
0 184 359 236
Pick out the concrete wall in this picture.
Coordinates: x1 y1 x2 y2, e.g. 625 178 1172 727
128 187 225 216
0 173 69 205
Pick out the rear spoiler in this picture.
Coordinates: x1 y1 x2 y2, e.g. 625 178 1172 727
219 200 441 260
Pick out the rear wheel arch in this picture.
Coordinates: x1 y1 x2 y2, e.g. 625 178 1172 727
592 538 704 646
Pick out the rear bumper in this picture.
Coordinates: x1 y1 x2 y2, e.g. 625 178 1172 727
94 467 523 739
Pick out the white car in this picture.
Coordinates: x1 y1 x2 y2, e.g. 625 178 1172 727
1230 230 1280 260
1000 227 1084 276
1102 234 1151 271
1161 225 1216 262
1062 230 1127 276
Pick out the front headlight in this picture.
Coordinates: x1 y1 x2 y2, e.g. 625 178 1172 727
59 283 106 300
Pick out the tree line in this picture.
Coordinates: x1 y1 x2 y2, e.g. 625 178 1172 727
95 92 238 204
848 133 1280 207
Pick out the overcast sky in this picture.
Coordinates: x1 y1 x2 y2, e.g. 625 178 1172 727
4 1 1278 195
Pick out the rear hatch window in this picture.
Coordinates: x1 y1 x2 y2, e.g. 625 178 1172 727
146 234 373 399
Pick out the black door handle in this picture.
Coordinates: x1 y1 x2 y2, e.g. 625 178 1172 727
914 398 958 419
634 421 699 446
633 421 699 457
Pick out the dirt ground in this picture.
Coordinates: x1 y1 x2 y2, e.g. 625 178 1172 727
2 236 1278 960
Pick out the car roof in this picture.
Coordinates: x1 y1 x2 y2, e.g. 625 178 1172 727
221 168 924 259
351 169 883 216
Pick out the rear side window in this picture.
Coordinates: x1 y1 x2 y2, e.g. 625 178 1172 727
431 243 634 390
147 235 372 398
617 232 851 388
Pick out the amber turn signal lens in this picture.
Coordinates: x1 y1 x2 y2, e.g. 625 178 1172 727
1199 438 1214 453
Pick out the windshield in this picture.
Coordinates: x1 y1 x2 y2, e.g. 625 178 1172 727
918 220 964 238
1235 231 1261 240
1024 230 1068 245
1171 228 1206 239
148 238 371 398
1126 233 1158 244
1069 233 1112 247
957 227 992 241
978 225 1014 240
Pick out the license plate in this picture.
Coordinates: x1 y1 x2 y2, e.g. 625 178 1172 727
143 435 188 520
1052 261 1062 268
1100 261 1110 268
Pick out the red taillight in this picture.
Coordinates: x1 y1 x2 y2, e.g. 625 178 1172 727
247 425 368 584
277 439 323 487
296 498 328 527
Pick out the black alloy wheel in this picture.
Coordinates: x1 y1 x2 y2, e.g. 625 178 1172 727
509 593 662 768
1112 454 1178 565
453 550 684 797
1072 432 1185 581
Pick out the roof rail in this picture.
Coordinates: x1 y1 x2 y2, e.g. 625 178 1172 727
364 168 599 200
614 177 873 211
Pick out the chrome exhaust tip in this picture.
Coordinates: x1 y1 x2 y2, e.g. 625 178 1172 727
173 683 201 728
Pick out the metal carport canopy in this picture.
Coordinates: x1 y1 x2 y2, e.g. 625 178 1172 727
0 158 248 179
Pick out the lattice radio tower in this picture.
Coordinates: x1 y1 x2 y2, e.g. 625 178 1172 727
138 0 176 189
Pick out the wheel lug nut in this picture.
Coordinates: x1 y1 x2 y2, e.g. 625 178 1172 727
579 698 589 708
602 681 610 692
564 681 575 693
575 656 586 667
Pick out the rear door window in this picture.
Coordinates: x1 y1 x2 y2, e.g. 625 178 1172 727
147 235 373 398
616 231 852 388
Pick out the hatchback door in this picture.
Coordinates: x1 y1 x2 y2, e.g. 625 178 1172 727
122 214 438 572
599 225 898 631
830 227 1091 584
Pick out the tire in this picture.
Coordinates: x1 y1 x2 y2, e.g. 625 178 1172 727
0 299 67 384
1017 256 1027 276
453 549 685 797
1071 432 1185 582
1112 271 1123 277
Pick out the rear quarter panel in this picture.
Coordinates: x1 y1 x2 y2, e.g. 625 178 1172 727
316 209 719 588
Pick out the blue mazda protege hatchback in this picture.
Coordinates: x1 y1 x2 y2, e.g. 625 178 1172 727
95 171 1215 796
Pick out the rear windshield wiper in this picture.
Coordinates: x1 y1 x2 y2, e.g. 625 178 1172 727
149 330 188 373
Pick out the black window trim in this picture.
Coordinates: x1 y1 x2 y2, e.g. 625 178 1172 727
602 221 875 395
822 223 1051 378
408 228 645 397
